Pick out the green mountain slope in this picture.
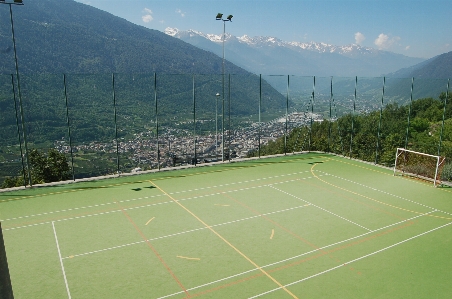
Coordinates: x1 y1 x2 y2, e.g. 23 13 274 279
0 0 286 145
0 0 238 74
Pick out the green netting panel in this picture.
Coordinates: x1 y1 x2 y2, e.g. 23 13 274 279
113 73 156 173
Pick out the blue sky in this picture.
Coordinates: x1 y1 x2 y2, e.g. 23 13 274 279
76 0 451 59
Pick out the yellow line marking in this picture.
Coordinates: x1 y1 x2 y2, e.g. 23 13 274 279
310 163 452 220
177 255 200 261
214 204 230 207
270 229 275 240
149 179 299 299
145 217 155 226
69 255 74 259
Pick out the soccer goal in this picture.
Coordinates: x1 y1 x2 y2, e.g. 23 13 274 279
393 148 446 187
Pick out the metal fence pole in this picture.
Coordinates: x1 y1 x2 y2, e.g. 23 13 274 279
285 75 289 155
228 74 231 161
63 74 75 181
10 74 26 186
404 77 415 149
8 3 31 187
438 79 450 157
193 74 197 165
328 77 333 153
258 74 262 158
309 76 315 152
350 76 357 159
154 73 160 170
112 73 120 176
375 77 386 164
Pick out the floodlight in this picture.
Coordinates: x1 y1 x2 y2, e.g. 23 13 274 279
216 13 223 20
0 0 24 4
226 15 233 21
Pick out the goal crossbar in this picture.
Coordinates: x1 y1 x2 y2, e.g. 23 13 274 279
393 148 446 187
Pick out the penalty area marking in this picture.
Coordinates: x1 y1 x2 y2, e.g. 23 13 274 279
177 256 200 261
145 217 155 226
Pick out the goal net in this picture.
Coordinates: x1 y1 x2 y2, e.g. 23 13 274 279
393 148 446 187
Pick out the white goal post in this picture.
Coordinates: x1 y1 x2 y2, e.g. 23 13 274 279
393 148 446 187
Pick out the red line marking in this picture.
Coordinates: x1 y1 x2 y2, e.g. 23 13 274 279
115 202 190 297
188 221 415 297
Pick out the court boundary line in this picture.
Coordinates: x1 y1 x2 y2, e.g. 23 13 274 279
157 212 434 299
316 170 452 217
248 220 452 298
328 156 452 194
0 155 316 201
1 170 312 223
52 221 72 299
3 174 322 231
310 164 452 220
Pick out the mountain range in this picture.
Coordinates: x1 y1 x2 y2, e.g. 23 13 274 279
165 28 425 77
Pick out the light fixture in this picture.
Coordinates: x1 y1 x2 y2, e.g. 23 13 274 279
0 0 24 5
215 13 233 162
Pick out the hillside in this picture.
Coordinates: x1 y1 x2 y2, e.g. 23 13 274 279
0 0 287 145
0 0 243 74
388 51 452 79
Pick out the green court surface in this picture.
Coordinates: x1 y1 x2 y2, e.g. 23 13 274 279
1 153 451 298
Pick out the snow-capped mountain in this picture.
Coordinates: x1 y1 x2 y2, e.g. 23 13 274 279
165 27 424 77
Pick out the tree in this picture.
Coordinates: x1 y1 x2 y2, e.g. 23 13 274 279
1 149 71 188
29 149 71 184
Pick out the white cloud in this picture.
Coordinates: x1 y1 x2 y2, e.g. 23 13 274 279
142 15 153 23
176 9 185 17
142 8 153 23
374 33 400 50
405 45 411 51
354 32 365 45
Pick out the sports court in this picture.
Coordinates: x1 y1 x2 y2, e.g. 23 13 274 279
1 153 451 298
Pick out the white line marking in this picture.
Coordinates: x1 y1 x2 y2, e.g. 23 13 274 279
317 171 452 217
269 185 372 231
52 221 72 299
156 212 433 299
248 221 452 298
2 171 312 223
62 205 311 259
4 175 321 231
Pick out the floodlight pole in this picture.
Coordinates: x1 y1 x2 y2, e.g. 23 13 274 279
215 92 220 160
1 0 31 187
216 13 232 162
